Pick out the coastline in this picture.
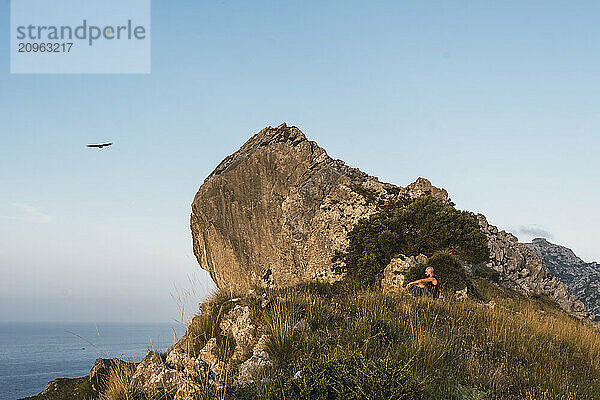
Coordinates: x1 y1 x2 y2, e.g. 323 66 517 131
0 322 184 400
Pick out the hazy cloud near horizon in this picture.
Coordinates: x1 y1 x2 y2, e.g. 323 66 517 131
514 225 554 240
0 203 54 224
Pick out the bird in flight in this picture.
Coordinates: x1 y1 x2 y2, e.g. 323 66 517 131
87 142 113 149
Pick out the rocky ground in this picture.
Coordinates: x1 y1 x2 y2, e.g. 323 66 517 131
27 277 600 399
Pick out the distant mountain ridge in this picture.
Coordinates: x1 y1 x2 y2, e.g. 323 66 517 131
527 238 600 321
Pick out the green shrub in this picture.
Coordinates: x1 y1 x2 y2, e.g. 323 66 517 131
470 263 501 283
337 196 489 286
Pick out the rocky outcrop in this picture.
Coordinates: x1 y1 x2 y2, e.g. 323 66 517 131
191 123 447 292
22 358 135 400
402 177 448 201
131 350 219 399
190 123 596 323
219 305 257 361
478 215 591 320
130 303 267 399
527 238 600 321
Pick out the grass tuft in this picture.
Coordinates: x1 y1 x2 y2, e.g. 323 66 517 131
98 361 142 400
263 293 300 367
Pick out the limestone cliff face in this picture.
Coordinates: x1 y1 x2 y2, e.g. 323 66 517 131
478 215 591 320
190 123 446 292
527 238 600 321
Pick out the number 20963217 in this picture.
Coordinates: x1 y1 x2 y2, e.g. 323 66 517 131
18 42 73 53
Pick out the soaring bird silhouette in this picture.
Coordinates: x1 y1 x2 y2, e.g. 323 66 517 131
87 142 113 149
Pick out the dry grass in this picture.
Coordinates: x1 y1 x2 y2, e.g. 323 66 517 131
180 290 237 358
262 293 300 367
100 279 600 399
98 361 143 400
250 280 600 399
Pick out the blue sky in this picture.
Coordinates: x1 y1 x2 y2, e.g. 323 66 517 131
1 0 598 322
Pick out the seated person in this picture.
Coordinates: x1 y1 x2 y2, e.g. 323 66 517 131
406 266 440 299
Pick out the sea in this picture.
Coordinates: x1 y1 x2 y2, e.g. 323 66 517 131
0 322 186 400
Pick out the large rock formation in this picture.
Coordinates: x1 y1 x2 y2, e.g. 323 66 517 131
190 123 446 292
478 215 591 320
191 123 597 323
130 304 268 399
527 238 600 321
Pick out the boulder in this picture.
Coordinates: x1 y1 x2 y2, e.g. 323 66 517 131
189 122 596 325
219 305 258 361
381 254 428 292
198 337 219 366
132 352 180 395
132 350 219 400
190 123 447 292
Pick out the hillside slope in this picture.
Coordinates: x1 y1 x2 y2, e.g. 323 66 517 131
527 238 600 321
94 280 600 400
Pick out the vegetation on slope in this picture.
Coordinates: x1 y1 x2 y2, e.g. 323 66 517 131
243 280 600 399
22 377 95 400
336 196 489 286
99 362 142 400
100 278 600 400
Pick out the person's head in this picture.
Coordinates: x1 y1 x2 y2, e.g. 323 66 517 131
425 266 434 277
